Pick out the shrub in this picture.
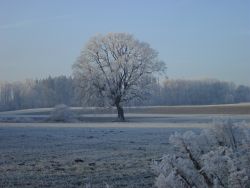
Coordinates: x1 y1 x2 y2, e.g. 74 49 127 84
49 104 75 122
85 182 111 188
152 120 250 188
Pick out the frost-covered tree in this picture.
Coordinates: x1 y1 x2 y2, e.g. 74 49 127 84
73 33 165 120
152 120 250 188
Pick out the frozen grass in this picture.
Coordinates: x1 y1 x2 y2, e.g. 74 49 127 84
0 115 250 187
1 113 250 124
0 125 191 187
0 111 250 187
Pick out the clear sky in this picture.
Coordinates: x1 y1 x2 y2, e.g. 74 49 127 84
0 0 249 85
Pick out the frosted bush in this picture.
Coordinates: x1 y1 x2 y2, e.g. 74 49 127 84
49 104 75 122
153 120 250 188
85 182 111 188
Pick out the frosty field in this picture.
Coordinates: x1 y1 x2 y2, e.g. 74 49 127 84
0 113 250 187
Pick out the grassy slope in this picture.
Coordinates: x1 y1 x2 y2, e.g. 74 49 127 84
0 103 250 115
126 103 250 115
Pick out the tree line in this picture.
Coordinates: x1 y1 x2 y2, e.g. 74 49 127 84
136 79 250 106
0 76 249 112
0 76 76 111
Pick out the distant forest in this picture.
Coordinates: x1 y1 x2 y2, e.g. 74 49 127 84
0 76 250 111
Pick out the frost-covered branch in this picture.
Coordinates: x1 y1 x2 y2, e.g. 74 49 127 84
153 120 250 188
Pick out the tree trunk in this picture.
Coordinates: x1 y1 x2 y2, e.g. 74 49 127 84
115 103 125 121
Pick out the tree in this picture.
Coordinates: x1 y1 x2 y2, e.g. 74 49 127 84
73 33 165 121
152 120 250 188
235 85 250 103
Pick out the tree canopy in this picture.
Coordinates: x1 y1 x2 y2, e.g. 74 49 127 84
73 33 166 120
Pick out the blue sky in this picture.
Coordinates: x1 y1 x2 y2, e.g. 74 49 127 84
0 0 249 85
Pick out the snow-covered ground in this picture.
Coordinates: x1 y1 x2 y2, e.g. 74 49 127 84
1 112 250 123
0 114 249 187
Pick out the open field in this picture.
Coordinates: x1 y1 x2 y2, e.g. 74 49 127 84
126 103 250 115
1 103 250 116
1 116 250 187
0 103 249 123
0 106 250 187
0 124 195 188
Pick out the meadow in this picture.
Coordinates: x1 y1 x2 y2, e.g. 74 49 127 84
0 104 250 187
